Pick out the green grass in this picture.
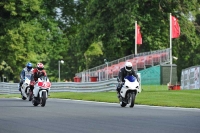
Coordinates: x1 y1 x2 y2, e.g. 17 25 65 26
1 85 200 108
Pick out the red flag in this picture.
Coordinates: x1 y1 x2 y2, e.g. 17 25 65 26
136 24 142 45
171 16 180 38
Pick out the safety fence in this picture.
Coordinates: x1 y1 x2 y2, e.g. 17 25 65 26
75 48 170 82
0 78 118 94
181 65 200 89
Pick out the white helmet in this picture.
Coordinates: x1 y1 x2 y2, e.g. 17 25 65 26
125 61 133 72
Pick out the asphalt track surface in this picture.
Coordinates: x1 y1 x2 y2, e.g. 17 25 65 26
0 98 200 133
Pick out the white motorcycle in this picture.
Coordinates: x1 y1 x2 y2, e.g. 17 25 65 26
20 75 32 101
118 75 140 108
32 76 51 107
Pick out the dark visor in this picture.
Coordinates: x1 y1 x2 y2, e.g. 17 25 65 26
38 67 43 71
27 66 32 69
126 66 132 70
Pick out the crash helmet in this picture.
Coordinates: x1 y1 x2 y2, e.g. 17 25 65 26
125 61 133 72
26 62 33 72
37 63 44 72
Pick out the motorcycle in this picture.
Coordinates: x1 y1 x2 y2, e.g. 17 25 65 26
20 75 32 101
32 76 51 107
118 75 140 108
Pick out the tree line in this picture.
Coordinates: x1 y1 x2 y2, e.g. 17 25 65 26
0 0 200 82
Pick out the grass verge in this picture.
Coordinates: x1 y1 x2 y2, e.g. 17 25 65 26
1 85 200 108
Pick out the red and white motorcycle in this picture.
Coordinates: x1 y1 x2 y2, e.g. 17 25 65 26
20 75 32 101
32 76 51 107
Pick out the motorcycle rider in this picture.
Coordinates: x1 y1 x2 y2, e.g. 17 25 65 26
30 63 47 93
116 61 139 97
18 62 33 91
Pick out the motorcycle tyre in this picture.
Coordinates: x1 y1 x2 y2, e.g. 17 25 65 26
40 91 46 107
128 92 136 108
32 97 39 106
28 89 32 101
21 92 27 100
119 97 127 107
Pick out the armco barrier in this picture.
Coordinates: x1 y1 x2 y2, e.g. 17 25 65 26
0 78 118 94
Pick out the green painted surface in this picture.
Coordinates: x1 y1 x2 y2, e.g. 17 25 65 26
138 66 160 85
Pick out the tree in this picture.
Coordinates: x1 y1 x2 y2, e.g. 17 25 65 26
0 0 69 81
72 0 200 81
84 41 103 70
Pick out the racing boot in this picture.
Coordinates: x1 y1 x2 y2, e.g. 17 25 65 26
18 84 21 92
116 84 122 98
116 89 120 98
18 87 21 92
117 92 120 98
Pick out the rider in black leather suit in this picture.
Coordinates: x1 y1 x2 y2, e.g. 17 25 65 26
116 61 139 96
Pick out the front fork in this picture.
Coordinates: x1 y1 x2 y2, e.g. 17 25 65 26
39 90 48 99
121 91 137 103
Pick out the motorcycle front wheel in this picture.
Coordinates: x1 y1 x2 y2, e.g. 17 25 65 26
40 91 47 107
127 92 136 108
27 88 32 101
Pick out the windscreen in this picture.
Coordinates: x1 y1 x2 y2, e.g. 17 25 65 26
124 75 135 82
25 75 31 80
40 76 47 81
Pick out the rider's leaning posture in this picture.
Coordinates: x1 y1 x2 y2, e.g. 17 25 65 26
18 62 33 91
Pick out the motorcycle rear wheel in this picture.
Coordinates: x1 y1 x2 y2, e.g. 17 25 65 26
32 97 39 106
119 97 127 107
21 91 26 100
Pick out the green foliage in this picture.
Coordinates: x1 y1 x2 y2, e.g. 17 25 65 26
73 0 200 81
0 0 200 82
84 41 103 56
0 0 69 82
84 41 103 69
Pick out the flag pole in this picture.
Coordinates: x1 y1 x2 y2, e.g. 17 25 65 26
169 13 173 85
170 13 172 65
135 21 137 55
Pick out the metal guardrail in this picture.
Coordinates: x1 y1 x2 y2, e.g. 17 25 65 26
0 83 19 94
0 78 118 94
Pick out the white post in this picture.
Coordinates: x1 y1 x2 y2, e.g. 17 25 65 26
89 70 90 82
170 13 172 65
58 61 60 82
106 62 108 80
169 13 173 85
104 59 108 80
58 60 64 82
135 21 137 55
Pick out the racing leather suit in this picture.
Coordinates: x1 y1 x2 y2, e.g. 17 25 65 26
19 67 33 91
116 67 139 93
30 68 47 91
